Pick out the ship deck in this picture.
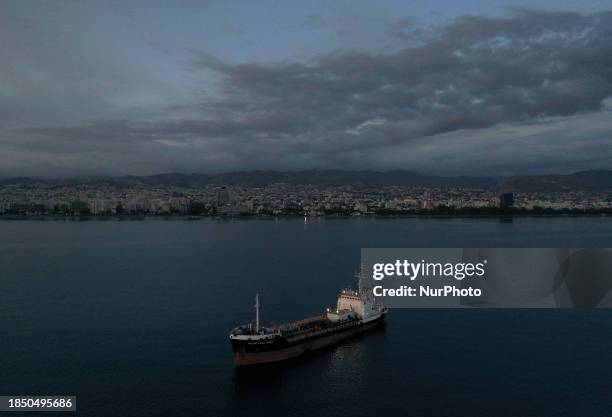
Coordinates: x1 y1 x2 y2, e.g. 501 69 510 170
280 315 359 342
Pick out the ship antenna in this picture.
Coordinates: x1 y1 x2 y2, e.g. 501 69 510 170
356 263 364 292
255 293 260 333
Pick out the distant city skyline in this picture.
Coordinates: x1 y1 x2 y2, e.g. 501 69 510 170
1 1 612 177
3 178 612 218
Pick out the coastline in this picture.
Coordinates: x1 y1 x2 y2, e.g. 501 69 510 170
1 212 611 221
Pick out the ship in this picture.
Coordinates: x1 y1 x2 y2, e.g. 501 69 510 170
229 269 388 366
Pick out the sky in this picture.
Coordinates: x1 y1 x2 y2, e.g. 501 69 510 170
1 0 612 177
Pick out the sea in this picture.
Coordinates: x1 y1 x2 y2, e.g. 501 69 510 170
1 217 612 417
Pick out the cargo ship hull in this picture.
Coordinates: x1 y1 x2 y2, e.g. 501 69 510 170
232 315 385 366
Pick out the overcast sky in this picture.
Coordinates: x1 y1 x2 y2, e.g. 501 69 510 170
2 0 612 177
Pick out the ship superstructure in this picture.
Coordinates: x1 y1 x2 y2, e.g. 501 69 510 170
229 269 387 365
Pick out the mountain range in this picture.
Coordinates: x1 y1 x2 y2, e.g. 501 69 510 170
3 170 612 193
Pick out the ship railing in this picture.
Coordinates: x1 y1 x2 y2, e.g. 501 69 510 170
284 318 357 343
281 314 326 330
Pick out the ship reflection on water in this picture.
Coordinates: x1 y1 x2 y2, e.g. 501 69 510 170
232 324 386 394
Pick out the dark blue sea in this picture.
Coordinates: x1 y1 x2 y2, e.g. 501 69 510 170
2 217 612 417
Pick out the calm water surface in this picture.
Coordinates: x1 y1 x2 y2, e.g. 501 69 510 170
1 217 612 417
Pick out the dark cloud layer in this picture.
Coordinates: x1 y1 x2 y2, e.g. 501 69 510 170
4 8 612 176
189 9 612 143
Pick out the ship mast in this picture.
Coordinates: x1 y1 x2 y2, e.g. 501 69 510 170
255 293 260 333
355 262 365 292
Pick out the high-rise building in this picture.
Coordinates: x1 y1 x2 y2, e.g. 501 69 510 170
499 192 514 209
216 186 233 207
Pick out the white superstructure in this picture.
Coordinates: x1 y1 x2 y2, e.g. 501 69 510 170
327 267 387 324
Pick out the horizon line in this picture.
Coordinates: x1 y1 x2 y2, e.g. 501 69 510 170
2 168 612 182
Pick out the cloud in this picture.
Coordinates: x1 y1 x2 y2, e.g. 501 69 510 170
2 8 612 176
190 8 612 143
369 110 612 176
